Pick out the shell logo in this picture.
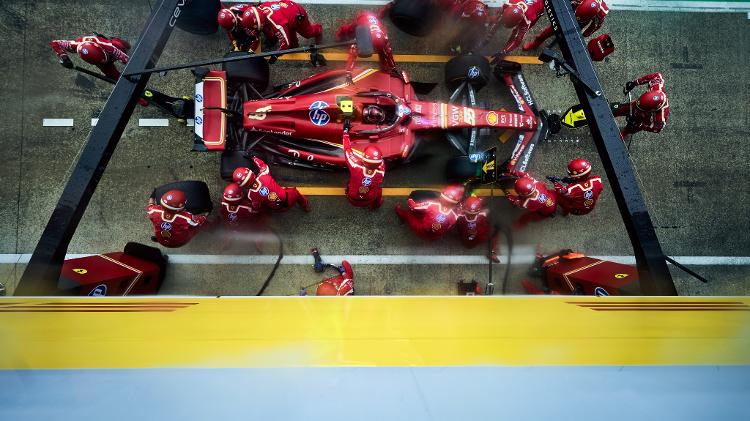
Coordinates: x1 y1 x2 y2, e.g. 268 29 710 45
486 111 499 126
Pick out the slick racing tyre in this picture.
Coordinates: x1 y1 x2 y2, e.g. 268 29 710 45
220 150 253 181
151 181 213 215
222 52 270 92
408 190 440 202
389 0 438 37
174 0 221 35
445 54 491 91
123 242 168 285
446 155 480 183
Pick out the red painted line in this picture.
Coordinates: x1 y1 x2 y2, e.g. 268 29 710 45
3 306 192 309
39 302 199 305
0 309 179 313
567 301 746 305
588 308 750 312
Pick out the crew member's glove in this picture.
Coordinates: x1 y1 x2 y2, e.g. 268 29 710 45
623 81 636 95
490 52 506 65
310 50 327 67
59 54 73 69
546 176 563 183
268 55 278 65
232 40 240 52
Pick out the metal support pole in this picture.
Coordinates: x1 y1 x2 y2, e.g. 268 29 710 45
543 0 676 295
16 0 182 295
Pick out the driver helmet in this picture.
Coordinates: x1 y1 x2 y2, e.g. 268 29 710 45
362 105 386 124
440 185 465 205
217 8 238 30
77 42 108 64
239 7 266 32
362 145 383 168
636 90 668 111
232 167 256 187
462 195 484 214
567 158 592 179
501 2 526 28
575 0 601 22
223 183 244 202
160 190 187 212
514 177 537 196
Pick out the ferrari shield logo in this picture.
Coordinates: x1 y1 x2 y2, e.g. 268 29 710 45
268 192 278 201
358 186 370 194
431 222 442 232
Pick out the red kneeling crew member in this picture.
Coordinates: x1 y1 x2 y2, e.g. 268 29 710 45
523 0 609 51
50 35 130 79
395 185 464 241
553 159 604 216
458 195 500 262
316 260 354 296
233 157 310 212
488 0 545 56
146 190 207 248
220 183 259 226
613 72 669 138
217 3 259 51
237 1 323 52
507 174 556 229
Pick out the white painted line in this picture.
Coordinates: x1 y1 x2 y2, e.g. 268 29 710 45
42 118 74 127
138 118 169 127
2 253 749 266
91 118 99 126
224 0 750 12
187 119 195 127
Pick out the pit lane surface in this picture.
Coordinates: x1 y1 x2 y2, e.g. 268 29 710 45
0 1 748 296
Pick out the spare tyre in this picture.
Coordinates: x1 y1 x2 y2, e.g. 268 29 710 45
174 0 221 35
222 52 270 92
220 150 253 181
151 180 213 214
389 0 438 37
445 54 491 91
408 190 440 202
446 155 480 183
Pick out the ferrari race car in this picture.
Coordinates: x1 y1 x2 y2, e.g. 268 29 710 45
191 51 552 179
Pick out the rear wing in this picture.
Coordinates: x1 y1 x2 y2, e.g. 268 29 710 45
193 69 227 151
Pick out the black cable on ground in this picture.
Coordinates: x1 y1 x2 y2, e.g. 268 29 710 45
500 224 513 295
256 227 283 296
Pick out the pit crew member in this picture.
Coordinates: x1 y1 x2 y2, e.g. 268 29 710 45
50 34 131 79
336 11 399 77
238 1 323 53
316 260 355 296
217 3 259 52
506 175 556 229
233 157 310 212
395 185 464 241
458 195 500 262
484 0 545 58
549 159 604 216
522 0 609 51
220 183 259 226
146 190 207 248
612 72 669 138
342 123 385 209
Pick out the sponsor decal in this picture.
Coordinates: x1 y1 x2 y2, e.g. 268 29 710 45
508 85 525 112
89 284 108 296
271 3 280 9
436 214 447 223
519 143 534 171
169 0 188 28
467 222 477 230
160 222 172 231
358 186 370 194
486 111 498 126
195 116 203 125
450 105 462 127
594 287 609 296
518 76 534 106
195 94 203 103
584 190 594 199
545 197 553 207
309 101 330 126
584 199 594 207
468 66 480 79
464 108 475 125
362 177 372 186
615 273 629 279
413 104 422 113
268 192 278 201
81 48 89 55
228 212 238 222
247 105 272 121
259 187 269 197
431 222 442 232
538 193 547 203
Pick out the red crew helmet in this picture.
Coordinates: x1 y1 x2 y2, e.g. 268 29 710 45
217 8 238 30
567 158 592 179
502 3 526 28
462 196 484 214
461 0 489 21
77 41 108 64
440 185 465 205
637 90 668 111
223 183 244 202
239 7 265 31
514 177 536 196
361 145 383 168
575 0 601 22
316 281 339 296
160 190 187 212
232 167 256 187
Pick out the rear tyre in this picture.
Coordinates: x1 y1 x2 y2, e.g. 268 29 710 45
389 0 438 37
445 54 490 91
151 181 213 214
446 155 479 183
222 52 270 92
123 242 168 285
408 190 440 202
220 150 253 181
174 0 221 35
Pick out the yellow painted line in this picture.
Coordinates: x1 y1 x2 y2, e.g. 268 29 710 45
1 297 748 369
297 187 504 196
279 52 542 65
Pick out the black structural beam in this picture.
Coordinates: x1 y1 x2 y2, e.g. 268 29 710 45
543 0 676 295
16 0 182 296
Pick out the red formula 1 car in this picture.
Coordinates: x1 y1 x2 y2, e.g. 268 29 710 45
191 47 550 179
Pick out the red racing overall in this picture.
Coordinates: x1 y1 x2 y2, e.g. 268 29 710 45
491 0 545 55
219 3 259 51
50 35 130 79
246 157 310 212
612 73 670 138
258 1 323 51
337 12 398 76
343 132 385 209
507 178 557 229
554 176 604 216
523 0 609 50
220 199 259 227
316 260 355 296
396 199 460 241
146 204 207 248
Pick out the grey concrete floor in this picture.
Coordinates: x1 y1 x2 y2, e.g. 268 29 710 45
0 1 748 296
